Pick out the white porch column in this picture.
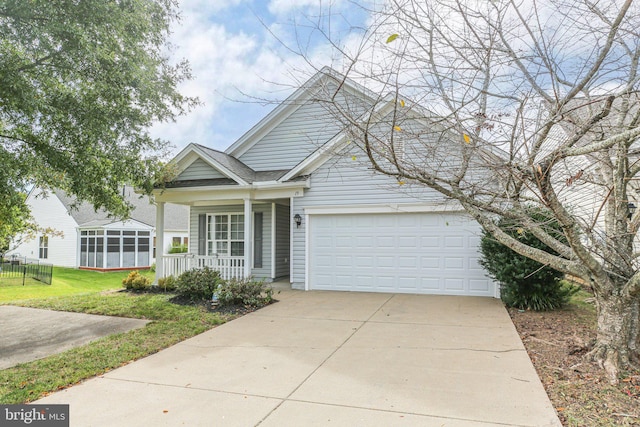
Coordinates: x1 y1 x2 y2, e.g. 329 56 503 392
244 198 252 278
155 201 165 284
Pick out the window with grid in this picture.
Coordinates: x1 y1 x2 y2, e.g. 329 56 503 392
39 236 48 259
207 214 244 256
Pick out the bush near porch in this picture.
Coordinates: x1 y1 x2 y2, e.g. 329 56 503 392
171 266 274 308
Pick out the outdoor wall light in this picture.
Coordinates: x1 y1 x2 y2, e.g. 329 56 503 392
294 213 302 228
628 202 637 219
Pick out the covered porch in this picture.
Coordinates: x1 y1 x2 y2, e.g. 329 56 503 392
161 253 244 280
153 183 302 283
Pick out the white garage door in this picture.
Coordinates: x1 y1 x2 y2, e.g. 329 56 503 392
309 212 495 296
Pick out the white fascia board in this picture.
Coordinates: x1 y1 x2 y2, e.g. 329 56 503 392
170 143 199 166
280 98 397 182
154 186 253 203
153 181 309 205
226 67 376 158
303 202 465 215
280 132 348 182
79 219 154 230
252 180 309 190
226 78 324 158
191 145 249 185
169 144 250 186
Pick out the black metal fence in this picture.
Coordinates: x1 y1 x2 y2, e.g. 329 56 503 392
0 256 53 285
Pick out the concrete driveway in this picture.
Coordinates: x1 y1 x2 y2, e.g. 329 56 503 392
36 290 561 426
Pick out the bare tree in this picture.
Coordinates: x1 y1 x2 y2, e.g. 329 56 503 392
297 0 640 382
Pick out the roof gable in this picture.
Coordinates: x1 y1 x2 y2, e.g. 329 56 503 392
176 158 227 181
226 67 379 166
171 143 254 185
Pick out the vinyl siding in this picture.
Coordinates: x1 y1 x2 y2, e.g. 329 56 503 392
189 204 273 280
177 158 226 181
238 100 341 171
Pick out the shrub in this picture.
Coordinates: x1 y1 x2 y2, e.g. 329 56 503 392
175 267 225 302
168 244 188 254
122 270 151 291
216 277 274 308
157 275 177 292
479 207 578 311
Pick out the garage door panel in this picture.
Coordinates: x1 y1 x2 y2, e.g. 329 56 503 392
376 236 394 248
356 236 374 248
420 277 441 291
398 236 417 248
398 256 418 268
355 256 374 268
398 277 418 290
444 278 465 291
444 236 464 248
315 236 333 248
315 254 333 269
421 257 440 269
335 256 352 267
376 276 396 289
309 213 494 296
469 279 491 293
377 256 395 268
421 236 440 248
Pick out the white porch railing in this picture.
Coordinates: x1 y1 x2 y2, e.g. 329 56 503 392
161 254 245 280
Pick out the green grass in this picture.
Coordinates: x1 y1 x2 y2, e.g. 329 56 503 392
0 267 229 404
0 292 227 404
0 267 154 303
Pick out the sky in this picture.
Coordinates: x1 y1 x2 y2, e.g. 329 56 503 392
150 0 376 157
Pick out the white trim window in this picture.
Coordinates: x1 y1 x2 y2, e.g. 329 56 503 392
207 214 245 256
38 236 48 259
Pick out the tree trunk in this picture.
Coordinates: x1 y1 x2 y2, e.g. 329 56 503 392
588 292 640 383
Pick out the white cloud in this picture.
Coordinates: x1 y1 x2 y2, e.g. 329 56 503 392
151 0 375 155
268 0 339 16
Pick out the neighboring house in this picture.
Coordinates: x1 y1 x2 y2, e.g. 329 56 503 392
11 186 188 270
153 67 497 297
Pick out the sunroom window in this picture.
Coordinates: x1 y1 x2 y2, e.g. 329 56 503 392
80 229 150 268
207 214 244 257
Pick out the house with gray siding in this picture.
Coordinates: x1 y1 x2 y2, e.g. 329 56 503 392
153 68 497 297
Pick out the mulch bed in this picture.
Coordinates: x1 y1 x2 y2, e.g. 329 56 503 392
167 294 276 316
509 304 640 426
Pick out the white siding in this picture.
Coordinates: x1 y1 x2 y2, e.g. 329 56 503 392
10 192 79 267
177 158 226 181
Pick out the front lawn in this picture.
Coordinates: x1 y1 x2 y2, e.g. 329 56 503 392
0 292 227 403
0 267 154 302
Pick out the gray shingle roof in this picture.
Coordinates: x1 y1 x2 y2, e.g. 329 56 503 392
170 144 291 186
195 144 256 183
55 187 188 231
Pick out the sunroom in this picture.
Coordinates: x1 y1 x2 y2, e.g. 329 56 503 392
78 220 153 270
